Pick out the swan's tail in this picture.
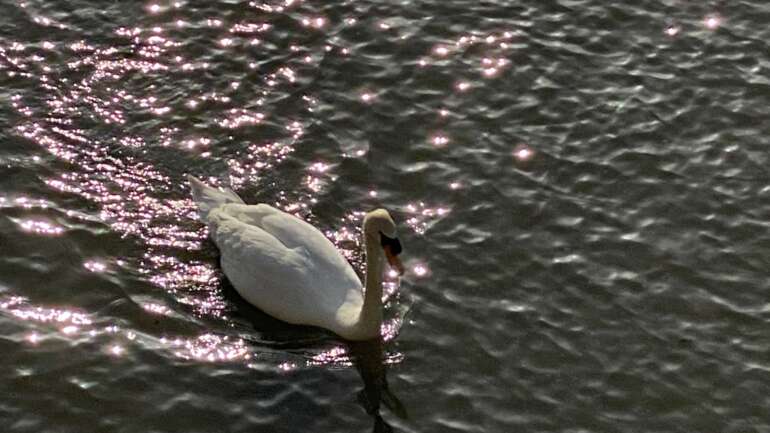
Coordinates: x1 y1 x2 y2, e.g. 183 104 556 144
187 175 244 221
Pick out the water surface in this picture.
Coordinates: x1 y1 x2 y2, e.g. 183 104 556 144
2 1 770 432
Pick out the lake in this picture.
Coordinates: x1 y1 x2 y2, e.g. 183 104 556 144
1 1 770 432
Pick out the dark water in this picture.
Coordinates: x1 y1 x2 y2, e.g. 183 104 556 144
2 0 770 431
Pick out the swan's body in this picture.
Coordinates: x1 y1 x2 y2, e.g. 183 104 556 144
188 175 402 341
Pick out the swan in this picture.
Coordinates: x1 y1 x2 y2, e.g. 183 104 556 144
187 175 404 341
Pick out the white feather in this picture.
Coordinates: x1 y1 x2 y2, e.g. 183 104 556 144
187 174 244 220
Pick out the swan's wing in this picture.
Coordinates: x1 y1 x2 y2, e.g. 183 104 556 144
210 210 323 323
219 204 330 249
221 204 361 285
209 206 362 327
211 210 308 285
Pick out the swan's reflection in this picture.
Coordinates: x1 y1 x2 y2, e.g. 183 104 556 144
348 337 407 433
219 278 407 431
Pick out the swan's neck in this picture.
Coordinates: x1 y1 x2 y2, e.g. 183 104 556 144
358 235 384 338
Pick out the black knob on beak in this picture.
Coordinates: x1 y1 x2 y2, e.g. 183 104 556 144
379 232 402 255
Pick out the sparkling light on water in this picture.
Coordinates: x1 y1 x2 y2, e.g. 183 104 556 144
433 45 449 56
309 346 356 367
279 362 297 371
412 263 430 278
62 325 79 335
170 334 250 362
230 23 271 34
217 109 265 129
19 220 64 235
665 25 681 36
704 14 722 30
27 332 40 344
141 302 171 315
432 134 450 147
84 261 107 272
301 17 326 29
0 297 93 329
514 144 534 162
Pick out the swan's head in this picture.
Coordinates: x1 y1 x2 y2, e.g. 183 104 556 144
363 209 404 275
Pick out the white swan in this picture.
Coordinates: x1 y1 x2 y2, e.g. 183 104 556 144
187 175 404 341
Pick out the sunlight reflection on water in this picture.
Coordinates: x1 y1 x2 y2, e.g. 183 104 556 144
2 0 455 376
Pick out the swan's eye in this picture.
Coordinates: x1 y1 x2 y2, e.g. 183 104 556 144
379 232 402 255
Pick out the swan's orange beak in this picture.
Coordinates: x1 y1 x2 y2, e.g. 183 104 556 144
384 244 404 276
